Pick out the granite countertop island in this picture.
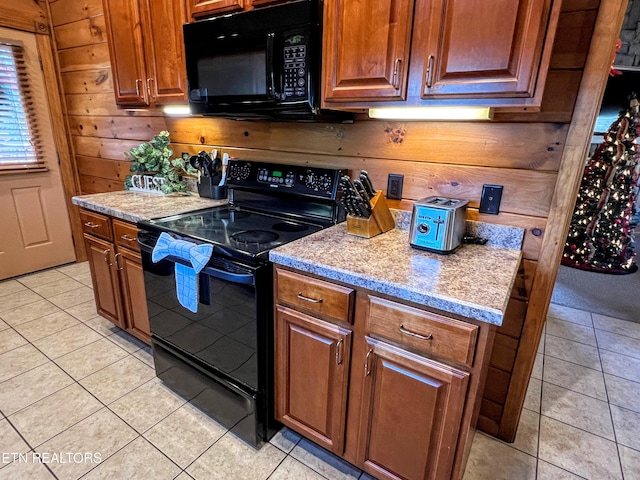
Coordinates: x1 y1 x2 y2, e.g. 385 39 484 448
72 190 228 223
269 216 523 326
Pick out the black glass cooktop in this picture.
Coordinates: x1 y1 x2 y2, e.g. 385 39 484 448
146 206 323 258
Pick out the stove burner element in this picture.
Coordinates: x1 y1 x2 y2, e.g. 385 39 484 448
230 230 279 245
272 222 309 233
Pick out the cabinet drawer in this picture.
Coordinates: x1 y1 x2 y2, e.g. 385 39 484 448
113 219 140 252
367 296 478 367
276 269 354 323
80 210 112 241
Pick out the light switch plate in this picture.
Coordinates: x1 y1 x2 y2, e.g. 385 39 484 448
387 174 404 200
479 185 503 215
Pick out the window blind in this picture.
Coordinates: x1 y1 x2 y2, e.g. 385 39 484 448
0 41 45 172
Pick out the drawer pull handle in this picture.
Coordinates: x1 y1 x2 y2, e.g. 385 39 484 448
336 338 343 365
399 324 433 341
365 348 373 376
297 292 323 304
84 222 100 229
114 252 122 271
121 234 137 242
392 58 402 90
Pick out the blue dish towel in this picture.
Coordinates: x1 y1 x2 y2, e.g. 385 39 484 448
151 232 213 313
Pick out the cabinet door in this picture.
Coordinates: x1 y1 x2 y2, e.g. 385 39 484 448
141 0 188 105
102 0 148 105
84 234 125 328
117 248 151 344
416 0 552 99
189 0 244 18
275 306 352 454
322 0 414 102
357 337 469 480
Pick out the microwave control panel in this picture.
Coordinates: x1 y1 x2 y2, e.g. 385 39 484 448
283 34 308 100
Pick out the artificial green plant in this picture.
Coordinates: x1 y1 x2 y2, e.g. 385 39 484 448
124 131 196 194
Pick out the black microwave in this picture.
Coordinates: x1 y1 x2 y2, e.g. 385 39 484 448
183 0 348 121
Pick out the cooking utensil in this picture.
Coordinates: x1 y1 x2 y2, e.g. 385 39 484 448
219 153 229 186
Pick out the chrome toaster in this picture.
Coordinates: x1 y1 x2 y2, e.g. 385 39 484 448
409 196 469 254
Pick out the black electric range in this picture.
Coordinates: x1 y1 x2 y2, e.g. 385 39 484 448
137 160 346 447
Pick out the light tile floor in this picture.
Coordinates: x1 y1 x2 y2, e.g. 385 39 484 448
0 263 639 479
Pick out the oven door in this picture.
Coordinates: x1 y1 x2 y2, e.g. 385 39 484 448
138 232 276 444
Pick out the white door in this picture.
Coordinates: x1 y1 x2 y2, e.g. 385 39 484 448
0 27 75 280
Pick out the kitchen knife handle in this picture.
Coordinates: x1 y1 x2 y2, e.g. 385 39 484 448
336 338 344 365
365 348 373 376
426 55 435 89
393 58 402 90
297 292 323 304
399 324 433 341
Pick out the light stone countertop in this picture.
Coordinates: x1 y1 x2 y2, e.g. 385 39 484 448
72 190 228 223
269 223 522 326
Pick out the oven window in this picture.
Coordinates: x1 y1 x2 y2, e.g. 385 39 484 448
197 51 267 96
145 268 259 391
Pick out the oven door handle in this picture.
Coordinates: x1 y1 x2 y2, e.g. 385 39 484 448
138 234 254 286
202 265 255 286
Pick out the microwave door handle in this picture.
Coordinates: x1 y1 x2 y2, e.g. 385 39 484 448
266 33 280 100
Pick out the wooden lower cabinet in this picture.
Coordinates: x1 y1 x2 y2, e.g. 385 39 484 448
117 248 151 343
274 267 495 480
84 234 125 328
82 209 150 344
357 337 469 480
275 306 351 454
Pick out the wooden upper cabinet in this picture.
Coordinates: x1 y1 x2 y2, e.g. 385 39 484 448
188 0 244 18
357 337 469 480
102 0 187 106
415 0 554 99
141 0 188 104
323 0 414 102
102 0 148 105
322 0 560 108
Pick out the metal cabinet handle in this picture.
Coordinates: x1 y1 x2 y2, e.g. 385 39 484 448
84 222 100 229
399 324 433 341
425 55 435 89
147 78 155 101
393 58 402 90
121 234 137 242
297 292 323 304
102 248 112 267
135 79 142 97
365 348 373 376
336 338 343 365
114 252 122 271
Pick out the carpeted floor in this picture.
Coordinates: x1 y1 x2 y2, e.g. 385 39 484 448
551 263 640 323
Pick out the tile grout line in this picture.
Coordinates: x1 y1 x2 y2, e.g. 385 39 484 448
594 317 627 480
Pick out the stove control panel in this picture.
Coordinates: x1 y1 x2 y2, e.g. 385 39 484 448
227 160 346 199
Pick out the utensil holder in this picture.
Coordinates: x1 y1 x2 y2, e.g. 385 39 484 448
198 177 227 199
346 191 395 238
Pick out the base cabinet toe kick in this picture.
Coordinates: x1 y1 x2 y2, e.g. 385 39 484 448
273 267 497 480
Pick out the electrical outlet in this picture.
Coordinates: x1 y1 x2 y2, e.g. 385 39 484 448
479 185 503 215
387 174 404 200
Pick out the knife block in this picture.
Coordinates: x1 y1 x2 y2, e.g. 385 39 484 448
346 191 395 238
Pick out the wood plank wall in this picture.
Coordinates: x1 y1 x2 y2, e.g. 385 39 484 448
47 0 600 440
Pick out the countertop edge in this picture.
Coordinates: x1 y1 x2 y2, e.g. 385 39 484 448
269 248 522 326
